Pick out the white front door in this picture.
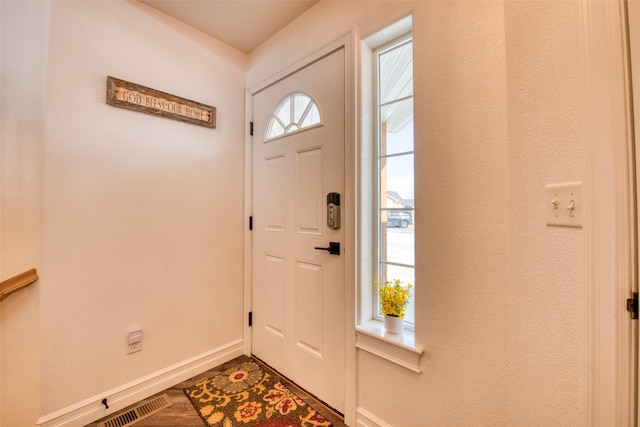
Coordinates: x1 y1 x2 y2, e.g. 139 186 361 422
251 48 345 412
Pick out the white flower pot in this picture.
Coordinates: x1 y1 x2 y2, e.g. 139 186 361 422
384 315 404 334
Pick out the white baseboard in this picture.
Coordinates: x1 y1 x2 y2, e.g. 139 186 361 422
36 338 244 427
356 407 392 427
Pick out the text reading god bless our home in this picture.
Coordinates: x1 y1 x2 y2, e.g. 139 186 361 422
115 87 211 122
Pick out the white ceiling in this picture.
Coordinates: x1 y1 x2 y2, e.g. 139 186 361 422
139 0 320 53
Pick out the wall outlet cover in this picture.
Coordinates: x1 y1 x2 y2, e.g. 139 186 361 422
127 341 142 355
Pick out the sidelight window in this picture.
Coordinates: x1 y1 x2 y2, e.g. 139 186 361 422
374 36 415 327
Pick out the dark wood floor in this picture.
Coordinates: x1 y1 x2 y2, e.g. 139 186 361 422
86 354 347 427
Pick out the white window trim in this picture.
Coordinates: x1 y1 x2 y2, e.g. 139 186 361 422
356 15 423 372
356 321 422 373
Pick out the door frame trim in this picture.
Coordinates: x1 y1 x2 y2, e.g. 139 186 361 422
578 0 637 424
244 33 357 426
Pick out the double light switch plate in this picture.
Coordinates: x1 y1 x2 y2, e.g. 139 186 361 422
545 182 582 228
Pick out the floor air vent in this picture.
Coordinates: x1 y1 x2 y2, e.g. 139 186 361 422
97 393 172 427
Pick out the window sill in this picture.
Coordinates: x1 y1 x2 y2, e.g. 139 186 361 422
355 320 424 373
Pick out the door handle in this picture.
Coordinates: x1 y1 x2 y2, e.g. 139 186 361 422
314 242 340 255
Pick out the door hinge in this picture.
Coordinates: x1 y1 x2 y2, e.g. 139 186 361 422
248 311 253 327
250 121 254 136
626 292 638 319
249 216 253 230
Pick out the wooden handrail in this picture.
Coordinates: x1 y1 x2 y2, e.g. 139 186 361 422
0 268 39 301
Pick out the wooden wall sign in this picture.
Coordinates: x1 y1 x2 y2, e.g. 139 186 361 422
106 76 216 128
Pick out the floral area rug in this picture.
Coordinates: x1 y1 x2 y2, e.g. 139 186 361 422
184 359 332 427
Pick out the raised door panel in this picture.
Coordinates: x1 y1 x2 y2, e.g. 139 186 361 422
295 261 323 356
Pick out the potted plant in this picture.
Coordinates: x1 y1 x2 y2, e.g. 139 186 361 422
376 279 413 334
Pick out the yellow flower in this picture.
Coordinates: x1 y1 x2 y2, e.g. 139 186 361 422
376 279 412 318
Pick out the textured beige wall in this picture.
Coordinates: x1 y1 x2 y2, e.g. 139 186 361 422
504 1 584 424
249 1 585 425
1 1 50 425
1 0 590 425
1 1 247 424
364 2 512 425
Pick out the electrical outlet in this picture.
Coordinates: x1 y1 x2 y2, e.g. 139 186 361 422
126 329 142 355
127 342 142 355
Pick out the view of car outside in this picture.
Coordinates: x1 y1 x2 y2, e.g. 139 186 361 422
380 121 415 325
386 211 412 228
377 38 414 325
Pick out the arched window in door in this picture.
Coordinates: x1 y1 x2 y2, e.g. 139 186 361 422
266 93 321 140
